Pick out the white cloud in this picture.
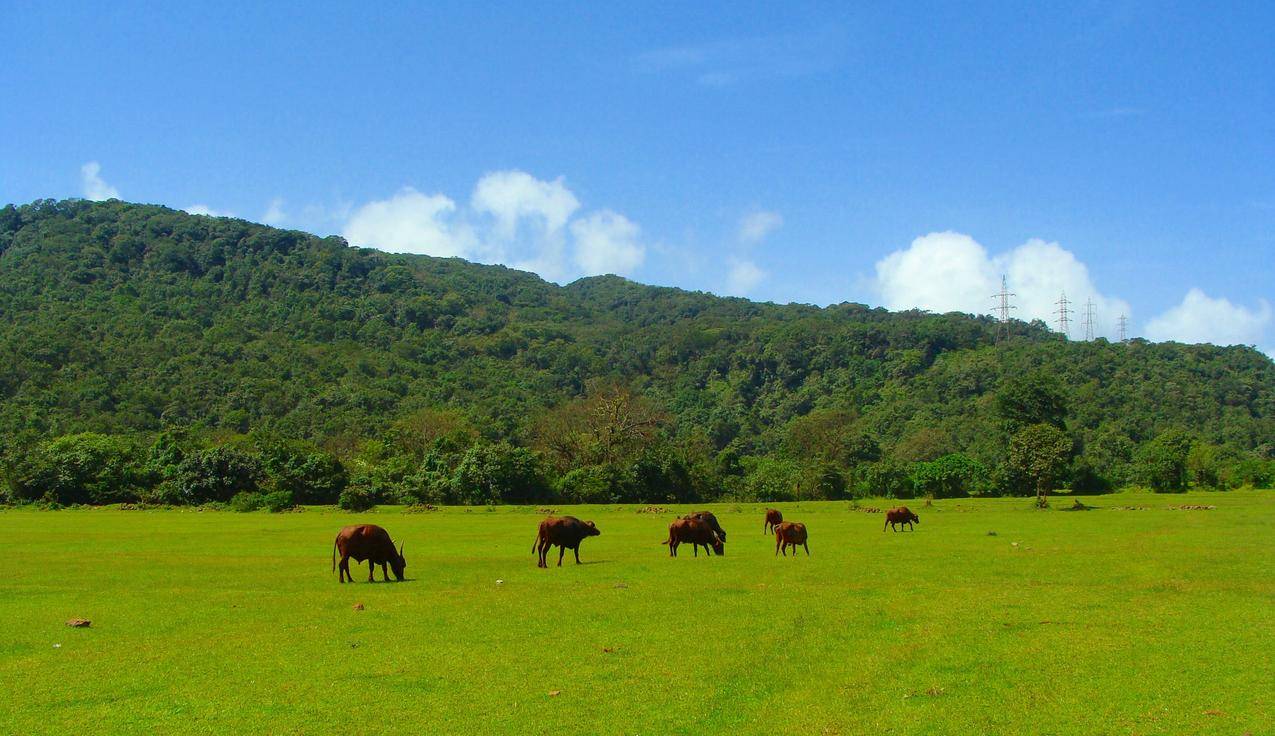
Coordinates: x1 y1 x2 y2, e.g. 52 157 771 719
80 162 120 201
738 210 783 244
338 171 648 282
342 187 473 257
262 198 287 225
570 210 645 277
873 231 1132 339
725 257 766 296
185 204 235 217
1144 289 1272 348
471 170 579 239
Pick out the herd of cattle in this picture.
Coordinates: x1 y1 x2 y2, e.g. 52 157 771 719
332 506 921 581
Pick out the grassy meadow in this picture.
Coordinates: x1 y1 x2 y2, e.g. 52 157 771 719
2 491 1272 735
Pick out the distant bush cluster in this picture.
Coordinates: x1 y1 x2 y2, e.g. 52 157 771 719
3 387 1271 511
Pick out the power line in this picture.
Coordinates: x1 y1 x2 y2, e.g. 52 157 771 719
1054 291 1073 339
1082 298 1096 342
989 275 1016 342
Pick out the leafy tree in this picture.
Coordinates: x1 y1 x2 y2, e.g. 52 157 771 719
253 436 347 504
451 442 549 505
854 460 913 499
1006 423 1073 506
1135 430 1193 492
911 453 989 498
175 446 263 504
8 433 145 505
996 371 1068 431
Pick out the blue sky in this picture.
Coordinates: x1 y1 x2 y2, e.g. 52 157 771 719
2 2 1271 351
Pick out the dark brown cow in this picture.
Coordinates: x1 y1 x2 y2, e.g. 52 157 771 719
685 511 727 542
333 524 406 583
884 506 919 532
533 516 601 568
663 516 724 557
764 508 783 534
774 521 809 556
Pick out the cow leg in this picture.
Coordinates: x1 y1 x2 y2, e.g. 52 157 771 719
367 560 375 582
381 562 390 581
693 544 699 557
573 546 581 565
339 555 350 583
883 518 889 532
538 541 548 568
557 546 565 567
775 538 780 556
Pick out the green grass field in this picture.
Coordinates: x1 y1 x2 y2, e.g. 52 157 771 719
2 491 1272 735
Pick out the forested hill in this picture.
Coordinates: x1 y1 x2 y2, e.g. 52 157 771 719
1 198 1271 506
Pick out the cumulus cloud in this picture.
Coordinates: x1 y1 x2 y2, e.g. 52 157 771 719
342 173 647 282
873 231 1132 339
342 187 474 257
1144 289 1272 348
570 210 645 277
80 162 120 201
471 171 579 239
725 257 766 296
738 210 783 245
261 198 287 226
185 204 235 218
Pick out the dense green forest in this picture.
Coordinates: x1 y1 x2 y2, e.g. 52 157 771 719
1 199 1271 509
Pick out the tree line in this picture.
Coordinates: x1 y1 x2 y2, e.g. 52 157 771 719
4 380 1270 510
0 199 1272 509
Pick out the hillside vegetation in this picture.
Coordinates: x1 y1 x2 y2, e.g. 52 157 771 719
1 199 1272 507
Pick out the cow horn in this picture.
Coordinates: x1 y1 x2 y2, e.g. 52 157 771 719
398 543 404 557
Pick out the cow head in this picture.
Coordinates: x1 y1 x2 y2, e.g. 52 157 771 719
909 512 920 524
710 533 725 556
584 520 601 537
390 543 406 581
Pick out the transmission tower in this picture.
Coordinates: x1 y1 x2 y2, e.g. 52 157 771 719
1117 314 1129 343
1082 298 1096 342
1054 291 1073 339
990 275 1016 342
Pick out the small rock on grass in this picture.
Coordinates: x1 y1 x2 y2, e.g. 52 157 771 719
352 603 365 611
548 690 561 697
65 619 91 628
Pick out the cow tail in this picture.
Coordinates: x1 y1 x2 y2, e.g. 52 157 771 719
332 538 337 573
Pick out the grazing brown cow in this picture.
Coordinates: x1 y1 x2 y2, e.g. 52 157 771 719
774 521 809 557
685 511 727 542
663 516 724 557
333 524 406 583
884 506 919 532
763 508 783 534
533 516 601 568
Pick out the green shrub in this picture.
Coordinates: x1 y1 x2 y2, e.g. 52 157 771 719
261 490 295 513
854 460 913 499
338 485 377 512
230 492 265 512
